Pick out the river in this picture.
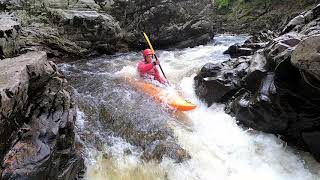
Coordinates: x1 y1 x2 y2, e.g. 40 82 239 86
59 35 320 180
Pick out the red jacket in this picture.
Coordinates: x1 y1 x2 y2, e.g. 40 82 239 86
137 60 166 84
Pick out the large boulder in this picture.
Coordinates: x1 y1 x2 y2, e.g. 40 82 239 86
224 31 273 58
223 44 255 58
17 4 122 56
232 57 320 149
264 32 302 69
46 9 122 54
194 57 250 106
291 35 320 81
0 51 83 179
242 50 268 93
231 73 290 133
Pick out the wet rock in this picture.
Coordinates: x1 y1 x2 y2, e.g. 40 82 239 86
224 35 269 59
0 51 83 179
223 44 254 58
273 58 320 148
264 32 302 68
231 73 290 133
231 52 320 159
291 35 320 81
0 13 20 59
53 54 190 163
194 59 250 106
117 121 190 162
243 50 268 93
231 56 320 134
302 132 320 161
143 140 190 163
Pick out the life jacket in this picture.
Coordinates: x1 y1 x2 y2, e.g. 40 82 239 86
137 60 166 84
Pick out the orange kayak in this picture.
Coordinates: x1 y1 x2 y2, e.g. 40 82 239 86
126 77 197 111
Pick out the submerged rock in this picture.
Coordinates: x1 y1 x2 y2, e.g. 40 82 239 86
96 93 191 162
67 71 191 163
0 51 83 179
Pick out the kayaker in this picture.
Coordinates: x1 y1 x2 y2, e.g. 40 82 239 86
137 49 167 84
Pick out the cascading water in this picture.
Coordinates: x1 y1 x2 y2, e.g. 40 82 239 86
59 35 320 180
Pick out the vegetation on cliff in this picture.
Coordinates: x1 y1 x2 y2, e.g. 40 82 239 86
213 0 319 33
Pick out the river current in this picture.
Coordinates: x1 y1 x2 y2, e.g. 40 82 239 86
59 35 320 180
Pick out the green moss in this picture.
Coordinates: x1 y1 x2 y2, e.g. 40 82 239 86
215 0 231 9
214 0 319 33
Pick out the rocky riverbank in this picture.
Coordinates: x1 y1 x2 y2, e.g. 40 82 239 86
0 51 83 179
195 3 320 161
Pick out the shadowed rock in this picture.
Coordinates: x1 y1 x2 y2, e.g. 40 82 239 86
0 51 83 179
194 57 250 106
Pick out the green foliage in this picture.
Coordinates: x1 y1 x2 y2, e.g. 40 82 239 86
215 0 231 9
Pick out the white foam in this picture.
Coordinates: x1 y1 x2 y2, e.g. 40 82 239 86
114 65 139 78
76 109 86 130
84 35 320 180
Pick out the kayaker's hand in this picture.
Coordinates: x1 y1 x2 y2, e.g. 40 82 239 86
153 59 160 66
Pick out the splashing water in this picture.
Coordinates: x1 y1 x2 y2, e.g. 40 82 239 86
60 35 320 180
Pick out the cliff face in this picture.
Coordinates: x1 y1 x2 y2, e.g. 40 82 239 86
0 51 83 179
105 0 215 49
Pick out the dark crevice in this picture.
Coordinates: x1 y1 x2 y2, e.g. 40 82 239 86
4 89 14 98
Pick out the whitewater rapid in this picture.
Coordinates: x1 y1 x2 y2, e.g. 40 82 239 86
60 35 320 180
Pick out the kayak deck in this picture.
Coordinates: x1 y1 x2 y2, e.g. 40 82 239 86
126 77 197 111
